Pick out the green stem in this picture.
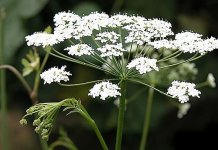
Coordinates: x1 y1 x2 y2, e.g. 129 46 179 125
39 137 49 150
196 81 208 88
32 49 50 149
128 79 173 98
115 80 127 150
0 8 9 150
139 85 154 150
49 140 78 150
159 53 204 69
79 109 108 150
0 65 32 95
58 78 119 87
33 50 50 101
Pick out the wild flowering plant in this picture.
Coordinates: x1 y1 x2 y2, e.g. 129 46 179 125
20 11 217 150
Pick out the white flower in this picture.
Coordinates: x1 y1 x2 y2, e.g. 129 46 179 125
64 44 94 56
25 32 60 47
145 19 174 38
177 103 191 119
173 32 203 53
88 81 121 100
127 57 159 74
95 31 120 44
107 14 133 28
167 81 201 103
40 66 71 84
82 12 109 30
124 18 174 45
72 12 109 39
207 73 216 88
53 12 81 40
125 30 151 45
97 43 126 57
149 39 176 49
53 11 81 27
171 31 218 54
200 37 218 54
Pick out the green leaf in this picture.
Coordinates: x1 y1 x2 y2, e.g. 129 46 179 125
44 26 52 34
21 49 40 76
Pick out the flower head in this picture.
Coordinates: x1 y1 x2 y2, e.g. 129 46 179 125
172 32 218 54
167 81 201 103
97 43 126 57
107 14 133 28
127 57 159 74
25 32 60 47
95 31 120 44
53 11 81 40
40 66 71 84
88 81 121 100
64 44 94 56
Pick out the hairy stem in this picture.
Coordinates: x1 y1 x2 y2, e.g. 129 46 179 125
115 80 127 150
0 8 9 150
139 84 154 150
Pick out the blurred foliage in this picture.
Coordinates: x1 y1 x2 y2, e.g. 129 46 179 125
0 0 49 62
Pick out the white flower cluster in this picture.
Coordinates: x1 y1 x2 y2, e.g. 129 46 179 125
95 31 120 44
25 12 174 52
53 12 81 40
25 32 60 48
124 18 174 45
149 31 218 54
88 81 121 100
26 11 218 57
65 44 94 56
167 81 201 103
97 43 126 57
40 66 71 84
127 57 159 74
